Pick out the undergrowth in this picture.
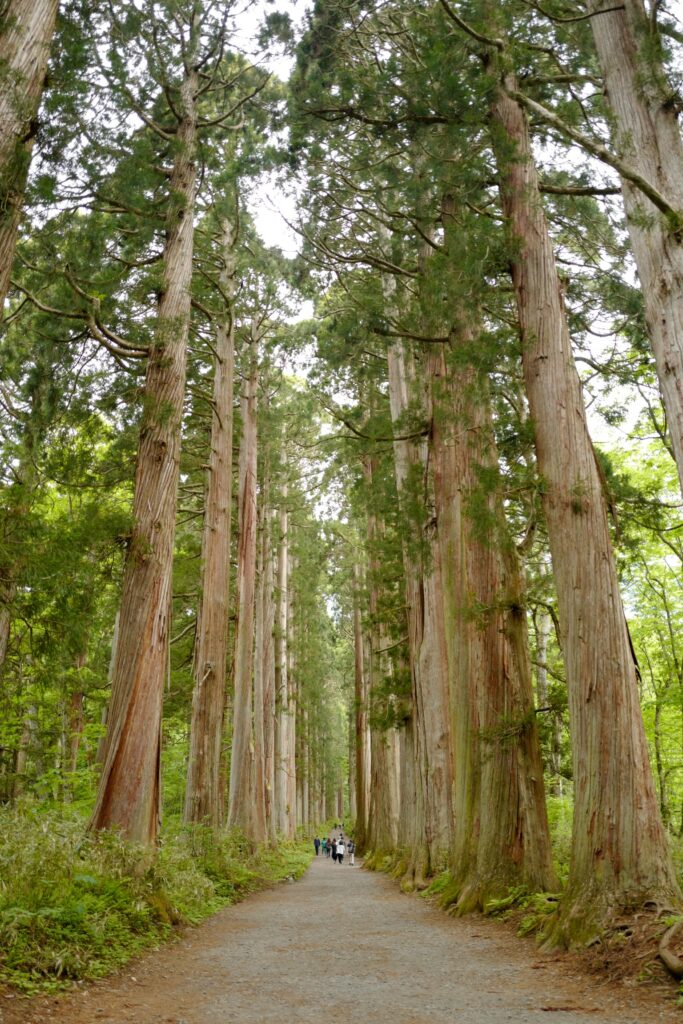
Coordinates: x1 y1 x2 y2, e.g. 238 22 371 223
0 806 312 994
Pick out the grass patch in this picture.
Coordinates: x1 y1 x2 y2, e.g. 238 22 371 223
0 806 312 994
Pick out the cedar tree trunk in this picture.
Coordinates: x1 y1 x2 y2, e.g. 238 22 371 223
490 72 680 942
227 333 266 841
184 216 236 828
274 483 290 835
386 339 453 885
353 565 369 849
430 325 556 909
364 456 400 854
587 0 683 494
90 67 197 846
0 0 58 313
256 496 277 841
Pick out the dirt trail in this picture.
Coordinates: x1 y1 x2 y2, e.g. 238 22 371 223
2 857 680 1024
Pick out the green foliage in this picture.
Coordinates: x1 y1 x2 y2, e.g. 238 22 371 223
423 870 462 909
362 850 396 873
423 871 561 935
516 892 563 936
3 0 683 992
482 886 529 917
545 797 573 883
0 807 312 994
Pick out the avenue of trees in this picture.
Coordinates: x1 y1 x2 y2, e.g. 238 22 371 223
1 0 683 969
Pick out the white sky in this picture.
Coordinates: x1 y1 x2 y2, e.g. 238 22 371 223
239 1 311 262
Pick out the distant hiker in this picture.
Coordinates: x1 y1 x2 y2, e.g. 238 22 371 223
314 836 321 856
336 840 345 865
348 840 355 866
331 839 338 862
322 838 327 856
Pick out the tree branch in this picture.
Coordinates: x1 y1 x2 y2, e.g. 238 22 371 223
524 1 626 25
439 0 504 49
539 182 621 196
509 88 682 226
372 325 450 344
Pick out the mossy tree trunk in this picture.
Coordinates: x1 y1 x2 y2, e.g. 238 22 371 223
364 455 400 855
348 702 357 822
227 330 266 842
184 216 236 829
90 64 197 846
430 318 556 910
386 337 453 886
490 70 681 942
587 0 683 495
0 0 58 314
353 563 370 850
274 483 292 836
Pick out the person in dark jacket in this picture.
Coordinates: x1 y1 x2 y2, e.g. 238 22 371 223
314 836 321 856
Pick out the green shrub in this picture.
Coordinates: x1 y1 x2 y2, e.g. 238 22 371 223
0 806 313 993
545 795 573 882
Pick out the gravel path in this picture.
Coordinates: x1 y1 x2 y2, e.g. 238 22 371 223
3 857 680 1024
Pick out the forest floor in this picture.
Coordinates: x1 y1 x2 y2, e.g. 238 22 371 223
1 856 681 1024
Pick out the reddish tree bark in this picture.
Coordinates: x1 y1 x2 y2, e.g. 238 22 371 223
184 216 236 828
227 331 266 842
364 455 400 855
0 0 58 314
353 563 370 850
90 63 197 846
386 337 453 885
256 492 277 841
587 0 683 495
284 552 298 830
274 481 292 836
429 322 556 909
490 70 680 940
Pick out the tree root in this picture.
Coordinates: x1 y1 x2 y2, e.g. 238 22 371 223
658 919 683 978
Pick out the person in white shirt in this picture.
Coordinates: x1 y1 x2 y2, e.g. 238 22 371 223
336 840 345 864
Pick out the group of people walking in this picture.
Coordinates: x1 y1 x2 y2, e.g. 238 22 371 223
314 830 355 866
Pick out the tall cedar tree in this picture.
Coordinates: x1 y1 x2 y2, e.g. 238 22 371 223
586 0 683 495
481 19 682 936
92 1 267 845
0 0 59 315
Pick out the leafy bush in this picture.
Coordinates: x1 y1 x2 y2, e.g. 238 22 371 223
545 795 573 882
0 806 312 993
